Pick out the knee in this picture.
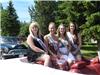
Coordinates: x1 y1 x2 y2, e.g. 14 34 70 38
46 54 50 60
44 54 50 60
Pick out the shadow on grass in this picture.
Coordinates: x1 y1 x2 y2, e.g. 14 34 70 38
81 46 97 51
81 45 98 59
82 52 97 59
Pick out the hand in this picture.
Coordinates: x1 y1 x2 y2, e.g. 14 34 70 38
53 54 58 58
51 54 58 61
45 51 48 54
40 50 45 53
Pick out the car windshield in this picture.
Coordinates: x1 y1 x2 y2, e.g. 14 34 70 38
0 36 19 44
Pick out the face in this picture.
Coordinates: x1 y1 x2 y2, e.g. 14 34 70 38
59 25 65 35
49 24 56 34
69 23 75 31
31 26 38 35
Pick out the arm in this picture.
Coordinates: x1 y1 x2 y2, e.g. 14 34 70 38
27 35 44 53
44 39 49 53
72 33 82 55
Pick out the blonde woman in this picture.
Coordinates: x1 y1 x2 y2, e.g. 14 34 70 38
57 24 75 66
27 21 50 66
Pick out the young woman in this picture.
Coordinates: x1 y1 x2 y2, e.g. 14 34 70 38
27 21 50 66
66 22 82 60
44 22 59 57
44 22 60 68
57 24 75 66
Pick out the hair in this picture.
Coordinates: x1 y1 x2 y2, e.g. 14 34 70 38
48 22 56 29
68 22 79 45
48 22 57 34
29 21 41 37
57 23 66 38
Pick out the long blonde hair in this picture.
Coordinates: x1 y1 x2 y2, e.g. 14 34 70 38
29 21 41 37
57 23 66 38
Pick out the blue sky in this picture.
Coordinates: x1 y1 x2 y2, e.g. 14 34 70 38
1 0 34 23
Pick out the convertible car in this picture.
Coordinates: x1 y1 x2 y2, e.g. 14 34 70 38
0 57 84 75
1 56 100 75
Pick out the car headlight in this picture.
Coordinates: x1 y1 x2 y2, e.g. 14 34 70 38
1 47 9 53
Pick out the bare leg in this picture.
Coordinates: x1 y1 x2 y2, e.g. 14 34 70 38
37 54 50 66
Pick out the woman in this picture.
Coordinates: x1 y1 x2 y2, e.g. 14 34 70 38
57 24 75 66
44 22 59 57
27 21 50 66
66 22 82 60
44 22 60 68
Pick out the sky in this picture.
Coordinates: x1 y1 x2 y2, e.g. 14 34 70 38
1 0 34 23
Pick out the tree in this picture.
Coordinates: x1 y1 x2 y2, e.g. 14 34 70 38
29 1 57 35
1 9 9 35
56 1 86 27
76 1 100 51
19 22 29 37
1 1 20 36
0 3 3 10
81 13 100 51
57 1 100 51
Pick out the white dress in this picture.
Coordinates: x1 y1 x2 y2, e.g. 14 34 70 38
58 38 75 63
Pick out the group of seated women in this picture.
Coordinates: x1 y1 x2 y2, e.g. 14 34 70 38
26 21 82 70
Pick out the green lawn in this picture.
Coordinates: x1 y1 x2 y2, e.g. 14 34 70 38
81 44 98 59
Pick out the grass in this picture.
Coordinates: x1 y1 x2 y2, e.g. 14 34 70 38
81 44 98 59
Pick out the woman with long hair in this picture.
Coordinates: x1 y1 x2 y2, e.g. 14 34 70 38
57 24 75 67
66 22 82 60
27 21 50 66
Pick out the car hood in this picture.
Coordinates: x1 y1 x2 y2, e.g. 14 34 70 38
0 44 17 49
0 57 83 75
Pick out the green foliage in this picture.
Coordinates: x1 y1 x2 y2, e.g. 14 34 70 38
1 1 20 36
81 12 100 41
83 1 100 16
1 9 9 35
56 1 100 50
29 1 57 35
19 22 29 37
0 3 3 10
56 1 86 26
81 44 97 59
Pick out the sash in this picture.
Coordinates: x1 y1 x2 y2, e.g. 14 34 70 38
48 34 58 51
30 33 47 51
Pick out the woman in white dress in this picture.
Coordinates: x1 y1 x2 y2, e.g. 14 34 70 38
66 22 82 60
57 24 75 66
